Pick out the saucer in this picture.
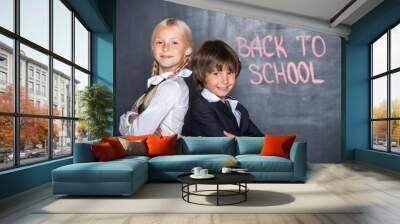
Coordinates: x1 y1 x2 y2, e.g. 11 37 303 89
190 174 215 179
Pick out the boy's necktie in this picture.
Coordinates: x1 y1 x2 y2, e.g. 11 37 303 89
223 99 231 110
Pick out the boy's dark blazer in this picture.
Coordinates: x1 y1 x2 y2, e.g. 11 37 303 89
187 95 263 137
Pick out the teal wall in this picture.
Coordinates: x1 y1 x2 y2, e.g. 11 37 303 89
92 32 114 135
0 0 115 200
0 158 72 199
346 0 400 170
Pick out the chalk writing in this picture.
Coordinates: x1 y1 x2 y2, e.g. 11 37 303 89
236 35 327 85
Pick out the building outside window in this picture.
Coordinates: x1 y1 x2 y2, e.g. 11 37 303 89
0 0 91 170
370 23 400 154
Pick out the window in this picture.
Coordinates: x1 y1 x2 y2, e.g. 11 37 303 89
28 81 34 94
0 55 7 67
0 0 91 170
35 83 40 95
0 54 7 86
28 67 34 80
0 71 6 84
42 85 46 97
35 70 41 81
371 23 400 154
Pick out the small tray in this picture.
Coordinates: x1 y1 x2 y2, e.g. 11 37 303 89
190 174 215 179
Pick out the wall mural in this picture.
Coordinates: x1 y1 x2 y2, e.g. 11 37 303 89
116 0 342 162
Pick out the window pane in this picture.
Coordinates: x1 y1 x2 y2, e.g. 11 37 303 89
391 120 400 153
372 77 387 119
74 69 89 118
0 116 13 170
20 44 49 115
0 34 14 112
391 24 400 70
75 120 88 143
20 117 49 165
0 0 14 31
372 33 387 76
391 72 400 118
372 121 388 151
53 59 72 117
74 17 89 70
20 0 49 49
53 0 72 60
53 119 72 158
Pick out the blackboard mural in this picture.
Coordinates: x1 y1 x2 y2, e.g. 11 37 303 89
116 0 342 162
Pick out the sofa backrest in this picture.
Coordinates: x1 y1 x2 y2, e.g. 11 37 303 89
235 137 264 155
73 139 100 163
177 137 236 155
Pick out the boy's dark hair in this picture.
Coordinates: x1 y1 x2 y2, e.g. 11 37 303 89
191 40 241 88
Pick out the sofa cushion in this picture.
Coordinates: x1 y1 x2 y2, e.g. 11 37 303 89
118 138 147 156
148 154 235 172
236 137 263 155
260 135 296 159
91 142 118 161
52 158 147 183
147 135 177 157
178 137 235 155
236 155 293 172
101 137 127 158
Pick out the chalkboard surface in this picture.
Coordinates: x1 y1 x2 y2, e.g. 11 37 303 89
116 0 342 162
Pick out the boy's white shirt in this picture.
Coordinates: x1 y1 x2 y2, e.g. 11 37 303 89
201 88 241 126
119 68 191 136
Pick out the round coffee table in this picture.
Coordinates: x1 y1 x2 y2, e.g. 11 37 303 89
177 172 255 206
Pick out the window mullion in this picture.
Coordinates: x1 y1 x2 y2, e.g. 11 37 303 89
71 10 76 155
14 0 20 166
49 0 53 160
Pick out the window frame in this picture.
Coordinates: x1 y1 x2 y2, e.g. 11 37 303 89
0 0 92 171
370 20 400 154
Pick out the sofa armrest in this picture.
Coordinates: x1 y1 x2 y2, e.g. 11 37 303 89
73 140 100 163
289 141 307 181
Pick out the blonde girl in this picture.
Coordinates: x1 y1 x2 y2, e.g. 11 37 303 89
119 18 194 136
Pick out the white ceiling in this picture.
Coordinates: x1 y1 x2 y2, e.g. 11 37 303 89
166 0 384 38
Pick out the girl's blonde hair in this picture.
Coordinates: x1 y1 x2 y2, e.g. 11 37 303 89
132 18 194 113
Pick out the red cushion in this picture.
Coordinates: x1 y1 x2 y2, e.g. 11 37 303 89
146 135 177 157
259 135 296 159
91 142 118 161
101 137 127 158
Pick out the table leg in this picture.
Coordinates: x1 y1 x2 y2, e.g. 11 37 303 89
245 183 247 201
217 184 219 206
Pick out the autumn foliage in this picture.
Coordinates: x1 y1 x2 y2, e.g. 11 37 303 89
372 99 400 142
0 84 59 149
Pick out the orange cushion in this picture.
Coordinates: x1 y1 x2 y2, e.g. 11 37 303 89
91 142 118 161
124 135 149 141
101 137 126 158
146 135 177 157
259 135 296 159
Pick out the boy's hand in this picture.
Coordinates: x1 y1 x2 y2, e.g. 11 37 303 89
223 131 236 138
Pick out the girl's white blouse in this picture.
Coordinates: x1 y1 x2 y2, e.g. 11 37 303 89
119 69 191 136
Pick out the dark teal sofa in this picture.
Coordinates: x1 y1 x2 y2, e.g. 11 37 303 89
52 137 307 196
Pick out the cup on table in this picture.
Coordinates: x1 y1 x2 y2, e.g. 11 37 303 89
199 168 208 176
191 167 202 176
221 167 232 174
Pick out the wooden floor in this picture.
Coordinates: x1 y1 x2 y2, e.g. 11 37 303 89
1 162 400 224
